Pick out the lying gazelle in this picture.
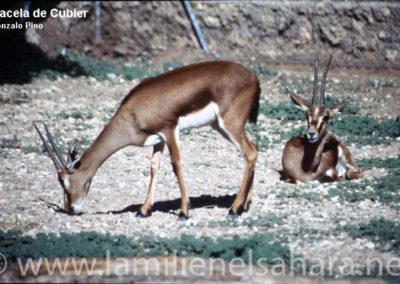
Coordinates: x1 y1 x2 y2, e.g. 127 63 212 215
34 61 260 218
282 56 363 183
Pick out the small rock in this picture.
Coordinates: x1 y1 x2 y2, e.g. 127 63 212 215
358 200 371 209
374 7 390 21
50 86 62 93
385 49 398 62
65 222 71 230
320 23 346 46
204 16 221 28
364 241 375 250
107 73 117 80
378 31 387 40
330 196 339 202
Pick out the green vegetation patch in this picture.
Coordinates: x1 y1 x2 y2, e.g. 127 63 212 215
277 187 324 203
334 116 400 138
259 102 304 121
0 230 290 267
256 96 363 146
256 87 399 147
324 96 360 115
56 110 94 120
345 219 400 252
38 49 185 81
333 116 400 145
248 64 278 77
367 79 396 88
272 111 399 146
0 136 21 157
279 126 307 142
257 95 360 122
332 157 400 207
279 73 311 95
46 50 157 80
246 124 271 150
359 157 400 171
209 213 285 230
1 136 44 157
322 112 399 146
0 136 20 149
328 169 400 206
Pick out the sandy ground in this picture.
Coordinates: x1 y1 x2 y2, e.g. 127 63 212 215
0 64 399 282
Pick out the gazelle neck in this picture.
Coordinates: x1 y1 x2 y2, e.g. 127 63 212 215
302 134 326 172
77 120 132 178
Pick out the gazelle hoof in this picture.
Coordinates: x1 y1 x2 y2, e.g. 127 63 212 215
178 211 189 220
228 206 244 216
345 170 364 180
243 201 252 212
136 207 152 218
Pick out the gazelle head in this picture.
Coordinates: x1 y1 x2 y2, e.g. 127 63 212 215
287 55 347 143
34 122 90 215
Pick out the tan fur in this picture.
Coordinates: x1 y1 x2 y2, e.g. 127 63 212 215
35 61 260 217
282 57 363 184
282 134 363 183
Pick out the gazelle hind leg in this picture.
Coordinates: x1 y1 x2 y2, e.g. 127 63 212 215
338 143 364 180
230 134 257 215
213 117 257 215
138 142 165 217
239 135 257 212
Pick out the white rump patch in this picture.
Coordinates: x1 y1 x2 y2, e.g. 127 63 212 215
178 102 219 130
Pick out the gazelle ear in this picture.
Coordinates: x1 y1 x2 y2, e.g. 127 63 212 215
67 140 82 169
289 92 310 112
328 101 347 117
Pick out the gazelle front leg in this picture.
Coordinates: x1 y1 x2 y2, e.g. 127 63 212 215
138 142 165 217
165 129 190 219
338 143 364 180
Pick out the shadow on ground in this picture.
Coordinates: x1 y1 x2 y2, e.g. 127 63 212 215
107 194 237 215
39 194 237 216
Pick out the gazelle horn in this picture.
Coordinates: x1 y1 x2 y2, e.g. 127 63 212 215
320 55 333 106
43 123 68 167
33 122 67 171
312 58 319 106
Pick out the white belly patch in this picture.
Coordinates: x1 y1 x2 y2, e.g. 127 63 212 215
143 133 166 147
336 146 346 177
178 102 219 130
142 103 219 147
143 102 240 151
336 162 346 177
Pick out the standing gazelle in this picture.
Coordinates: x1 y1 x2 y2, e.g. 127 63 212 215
34 61 260 218
282 56 363 183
